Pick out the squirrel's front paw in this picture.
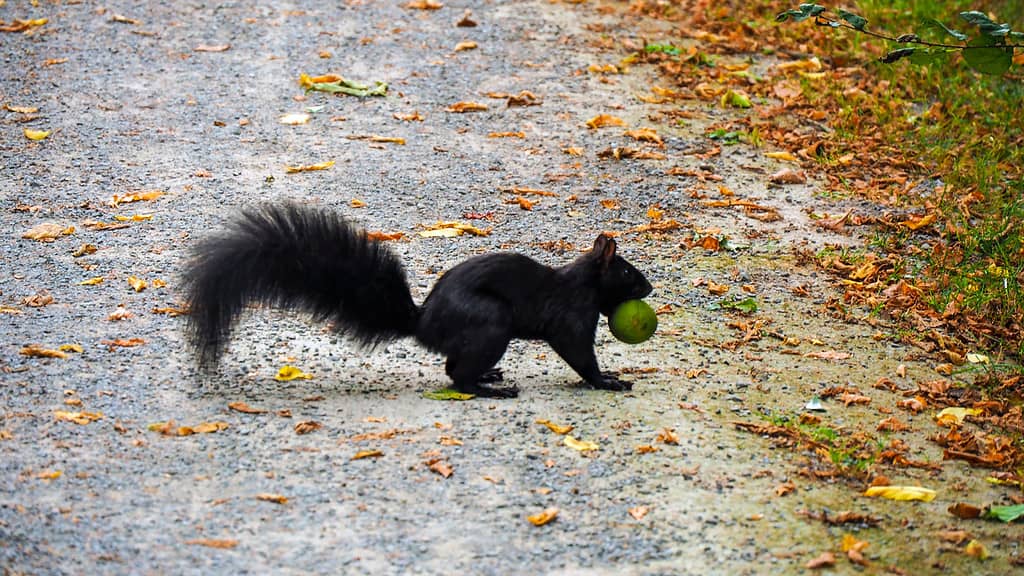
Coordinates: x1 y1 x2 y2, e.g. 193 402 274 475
590 373 632 391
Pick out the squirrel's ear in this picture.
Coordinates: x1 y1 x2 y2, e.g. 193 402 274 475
593 233 617 264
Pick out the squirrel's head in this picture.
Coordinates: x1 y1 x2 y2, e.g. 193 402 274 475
593 234 653 316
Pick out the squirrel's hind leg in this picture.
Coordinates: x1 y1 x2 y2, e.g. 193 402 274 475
445 333 516 399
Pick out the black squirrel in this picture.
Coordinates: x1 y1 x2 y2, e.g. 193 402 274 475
183 203 653 398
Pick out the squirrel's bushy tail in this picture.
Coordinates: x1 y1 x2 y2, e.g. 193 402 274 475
183 203 419 368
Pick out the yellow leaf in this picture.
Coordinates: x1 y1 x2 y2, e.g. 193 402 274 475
113 214 153 222
536 419 574 435
776 57 822 73
624 128 661 145
55 410 104 425
79 276 105 285
285 160 335 173
58 344 83 353
586 114 626 129
966 353 990 364
127 276 147 292
275 365 314 381
111 190 164 206
628 505 649 520
563 436 599 451
151 279 166 288
965 540 989 560
24 128 51 140
350 199 367 208
527 507 559 526
935 407 982 426
419 221 491 237
352 449 384 460
20 345 68 359
279 112 311 125
765 151 798 162
191 422 229 434
454 41 478 52
22 222 74 241
37 470 62 480
863 485 936 502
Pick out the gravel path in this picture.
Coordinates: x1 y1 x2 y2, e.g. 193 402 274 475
3 1 1022 574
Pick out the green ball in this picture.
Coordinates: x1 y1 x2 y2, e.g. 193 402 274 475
609 299 657 344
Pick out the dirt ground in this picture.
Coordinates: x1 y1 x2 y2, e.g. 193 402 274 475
2 1 1022 574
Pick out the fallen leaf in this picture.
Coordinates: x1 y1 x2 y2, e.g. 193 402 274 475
275 366 313 381
394 111 424 122
285 160 335 173
406 0 443 8
55 410 103 425
22 222 74 241
279 112 311 125
563 436 599 451
446 101 488 112
948 502 983 519
454 41 477 52
527 507 559 526
656 428 680 444
79 277 105 286
769 168 807 184
429 460 454 478
24 128 51 140
185 539 238 549
935 407 982 427
628 506 650 520
536 419 574 435
295 421 322 435
37 470 62 480
102 338 145 349
352 449 384 460
586 114 626 129
636 445 659 454
863 485 936 502
805 551 835 569
965 540 989 560
194 44 231 52
127 276 147 292
20 345 68 359
256 493 289 504
228 401 267 414
423 388 476 400
803 350 851 361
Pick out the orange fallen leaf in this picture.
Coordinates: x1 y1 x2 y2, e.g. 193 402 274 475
55 410 103 425
454 41 477 52
20 345 68 359
536 419 574 435
285 160 335 173
803 350 851 361
805 551 835 569
127 276 147 292
186 539 238 549
628 506 650 520
446 101 488 112
527 507 559 526
352 449 384 460
366 231 405 241
256 493 289 505
428 459 454 478
586 114 625 129
229 402 267 414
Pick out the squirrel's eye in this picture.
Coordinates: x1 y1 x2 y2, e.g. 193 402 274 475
621 268 630 277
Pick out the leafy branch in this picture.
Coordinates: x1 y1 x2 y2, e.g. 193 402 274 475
777 4 1023 75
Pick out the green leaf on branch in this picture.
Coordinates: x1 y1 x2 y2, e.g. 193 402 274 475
959 11 1011 38
985 504 1024 523
838 9 867 31
908 49 951 66
962 36 1013 75
918 18 968 42
776 3 825 23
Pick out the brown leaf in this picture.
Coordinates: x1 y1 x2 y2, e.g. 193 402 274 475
769 168 807 184
428 459 454 478
228 402 267 414
803 350 852 361
948 502 982 519
294 421 322 435
656 428 680 445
